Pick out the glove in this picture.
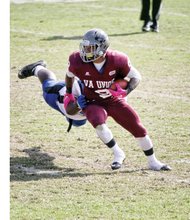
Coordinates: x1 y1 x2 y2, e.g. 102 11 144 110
64 93 75 109
77 95 87 109
109 83 127 98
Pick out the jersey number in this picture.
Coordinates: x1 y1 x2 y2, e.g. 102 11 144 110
95 89 112 99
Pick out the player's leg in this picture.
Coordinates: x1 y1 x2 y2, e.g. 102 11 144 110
18 60 56 84
107 100 171 171
140 0 152 32
34 66 56 84
152 0 162 21
18 61 86 132
18 60 65 115
151 0 162 32
84 104 125 170
135 135 171 171
96 124 126 170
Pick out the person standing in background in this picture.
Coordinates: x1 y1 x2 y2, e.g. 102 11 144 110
140 0 163 32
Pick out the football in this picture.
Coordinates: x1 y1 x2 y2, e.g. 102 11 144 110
110 79 128 90
66 99 79 115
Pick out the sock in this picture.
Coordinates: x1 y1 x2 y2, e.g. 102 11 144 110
136 135 153 151
95 124 125 163
33 65 46 77
111 143 125 163
147 153 158 164
136 135 163 167
147 153 164 169
96 124 113 144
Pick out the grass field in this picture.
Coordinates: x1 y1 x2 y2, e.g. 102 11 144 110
10 0 190 219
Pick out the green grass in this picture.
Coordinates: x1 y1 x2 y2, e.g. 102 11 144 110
10 0 190 219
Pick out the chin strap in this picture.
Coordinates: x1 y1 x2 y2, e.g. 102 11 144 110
67 118 73 132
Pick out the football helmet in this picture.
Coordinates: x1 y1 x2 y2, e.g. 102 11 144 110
79 28 110 63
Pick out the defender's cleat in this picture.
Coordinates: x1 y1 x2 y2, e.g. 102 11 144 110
18 60 47 79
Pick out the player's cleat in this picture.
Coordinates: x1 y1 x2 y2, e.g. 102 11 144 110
18 60 47 79
111 152 125 170
142 21 152 32
149 163 172 171
111 162 122 170
150 23 159 32
160 164 172 171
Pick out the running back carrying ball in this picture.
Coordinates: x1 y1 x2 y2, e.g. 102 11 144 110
110 79 128 91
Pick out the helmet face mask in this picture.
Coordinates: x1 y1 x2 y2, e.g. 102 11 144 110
79 28 110 63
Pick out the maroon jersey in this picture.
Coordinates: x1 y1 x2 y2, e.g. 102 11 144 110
68 49 147 138
68 49 131 101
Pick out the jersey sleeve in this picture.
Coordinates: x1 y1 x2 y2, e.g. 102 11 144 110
127 66 142 80
68 55 76 74
68 52 80 75
115 51 132 79
121 54 131 75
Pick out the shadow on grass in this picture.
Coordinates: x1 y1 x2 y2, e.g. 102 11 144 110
10 147 143 182
11 147 65 182
41 31 145 41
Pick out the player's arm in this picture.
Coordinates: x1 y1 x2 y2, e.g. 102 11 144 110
66 93 87 115
65 71 87 115
64 71 76 112
109 66 141 98
65 71 75 93
125 66 141 95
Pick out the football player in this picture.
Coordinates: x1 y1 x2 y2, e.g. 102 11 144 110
18 60 87 132
64 28 171 171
